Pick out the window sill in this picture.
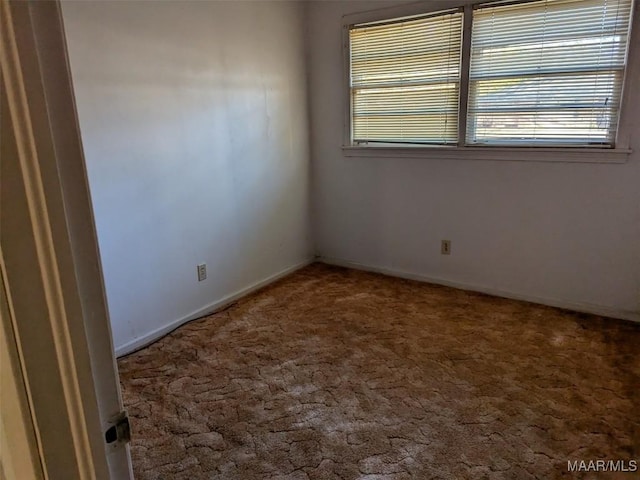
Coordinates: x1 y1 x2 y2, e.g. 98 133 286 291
342 145 632 164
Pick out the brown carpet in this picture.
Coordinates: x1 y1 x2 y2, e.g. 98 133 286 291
118 263 639 480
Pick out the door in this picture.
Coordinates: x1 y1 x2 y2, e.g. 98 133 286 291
0 0 132 478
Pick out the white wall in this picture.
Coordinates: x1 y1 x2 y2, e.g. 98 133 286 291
61 0 312 354
308 0 640 320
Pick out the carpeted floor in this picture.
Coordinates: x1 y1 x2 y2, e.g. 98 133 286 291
118 263 639 480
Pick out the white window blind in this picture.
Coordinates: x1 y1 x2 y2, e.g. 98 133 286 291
467 0 633 146
349 10 463 145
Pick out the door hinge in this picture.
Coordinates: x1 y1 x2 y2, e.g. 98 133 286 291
105 411 131 445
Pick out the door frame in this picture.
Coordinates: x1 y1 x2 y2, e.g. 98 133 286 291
0 0 132 478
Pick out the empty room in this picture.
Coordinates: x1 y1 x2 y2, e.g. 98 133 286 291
1 0 639 479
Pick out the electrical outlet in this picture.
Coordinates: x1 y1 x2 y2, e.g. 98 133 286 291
197 263 207 282
441 240 451 255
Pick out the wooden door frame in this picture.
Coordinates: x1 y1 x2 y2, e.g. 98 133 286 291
0 0 132 478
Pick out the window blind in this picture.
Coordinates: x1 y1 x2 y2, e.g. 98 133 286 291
467 0 633 146
350 11 463 145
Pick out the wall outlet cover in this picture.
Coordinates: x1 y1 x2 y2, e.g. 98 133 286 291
197 263 207 281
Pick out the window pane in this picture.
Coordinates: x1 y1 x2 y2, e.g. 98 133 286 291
350 11 463 144
467 0 632 146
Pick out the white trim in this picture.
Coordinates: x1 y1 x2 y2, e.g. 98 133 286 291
342 145 631 163
342 0 474 27
615 0 639 148
27 0 132 476
0 2 95 477
342 23 352 149
116 259 314 357
457 4 473 146
319 257 640 323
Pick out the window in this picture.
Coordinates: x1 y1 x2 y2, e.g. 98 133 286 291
350 10 463 145
468 0 633 145
347 0 634 149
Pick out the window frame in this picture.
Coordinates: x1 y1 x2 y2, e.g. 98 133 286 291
342 0 636 162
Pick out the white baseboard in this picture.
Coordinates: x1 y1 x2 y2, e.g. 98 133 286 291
115 259 314 357
319 257 640 324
